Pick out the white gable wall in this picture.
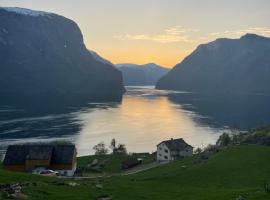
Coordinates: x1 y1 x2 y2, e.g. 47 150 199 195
180 146 193 157
157 143 172 161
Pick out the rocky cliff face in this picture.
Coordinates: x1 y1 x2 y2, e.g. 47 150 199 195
156 34 270 95
0 7 124 102
116 63 169 86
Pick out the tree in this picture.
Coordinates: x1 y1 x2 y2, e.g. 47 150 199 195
117 144 127 155
113 143 127 155
110 138 116 151
204 144 218 153
194 148 203 154
93 142 108 155
216 133 231 147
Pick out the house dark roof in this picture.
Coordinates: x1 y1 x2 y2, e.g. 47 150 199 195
4 145 31 165
3 144 76 166
27 146 53 160
157 138 192 151
51 145 76 165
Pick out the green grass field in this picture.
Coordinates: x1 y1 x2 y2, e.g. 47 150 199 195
1 145 270 200
77 153 155 174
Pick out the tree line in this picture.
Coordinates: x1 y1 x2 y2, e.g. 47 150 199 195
93 138 127 155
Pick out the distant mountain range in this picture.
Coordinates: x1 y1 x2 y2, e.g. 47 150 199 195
156 34 270 95
116 63 169 86
0 7 124 102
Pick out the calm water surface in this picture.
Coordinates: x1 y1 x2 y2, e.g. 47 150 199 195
1 86 270 156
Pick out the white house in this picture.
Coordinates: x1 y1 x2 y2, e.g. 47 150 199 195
157 138 193 161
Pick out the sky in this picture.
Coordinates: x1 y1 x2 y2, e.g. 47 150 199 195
1 0 270 68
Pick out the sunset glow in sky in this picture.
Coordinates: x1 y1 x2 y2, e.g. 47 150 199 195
1 0 270 67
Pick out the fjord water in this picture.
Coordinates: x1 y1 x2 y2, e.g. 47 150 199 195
1 86 270 156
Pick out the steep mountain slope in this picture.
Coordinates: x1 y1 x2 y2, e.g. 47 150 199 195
116 63 169 86
0 7 124 102
156 34 270 94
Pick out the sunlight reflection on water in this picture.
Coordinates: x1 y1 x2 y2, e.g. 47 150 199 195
74 87 223 155
0 86 227 156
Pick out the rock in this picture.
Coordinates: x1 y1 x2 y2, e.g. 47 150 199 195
10 193 28 199
95 184 103 189
97 195 112 200
0 183 27 199
236 195 245 200
68 182 80 187
91 159 99 166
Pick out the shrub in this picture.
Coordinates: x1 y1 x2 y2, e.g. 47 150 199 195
264 182 270 193
194 148 203 154
204 144 219 153
93 142 109 155
216 133 231 147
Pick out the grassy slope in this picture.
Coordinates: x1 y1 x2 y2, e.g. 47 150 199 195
77 154 131 174
1 145 270 200
77 154 155 174
105 145 270 200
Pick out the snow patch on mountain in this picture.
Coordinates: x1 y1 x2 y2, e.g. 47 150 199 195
1 7 51 17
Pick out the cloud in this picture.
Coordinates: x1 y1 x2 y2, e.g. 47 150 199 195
210 27 270 38
115 26 270 45
115 26 197 43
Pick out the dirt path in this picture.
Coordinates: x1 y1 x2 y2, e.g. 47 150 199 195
121 161 169 176
63 161 169 180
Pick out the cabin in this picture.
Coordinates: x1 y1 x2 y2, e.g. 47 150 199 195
132 152 150 157
3 144 77 176
157 138 193 161
121 157 142 170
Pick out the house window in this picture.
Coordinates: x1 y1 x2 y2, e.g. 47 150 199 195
159 147 162 151
164 156 168 159
186 149 189 152
164 149 168 153
159 154 162 157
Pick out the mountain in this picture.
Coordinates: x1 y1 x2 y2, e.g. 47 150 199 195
116 63 169 86
0 7 124 102
156 34 270 94
89 50 113 66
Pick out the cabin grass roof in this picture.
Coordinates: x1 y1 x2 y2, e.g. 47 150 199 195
3 144 76 166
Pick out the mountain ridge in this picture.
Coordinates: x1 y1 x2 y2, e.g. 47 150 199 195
0 7 124 102
116 63 169 86
156 34 270 94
